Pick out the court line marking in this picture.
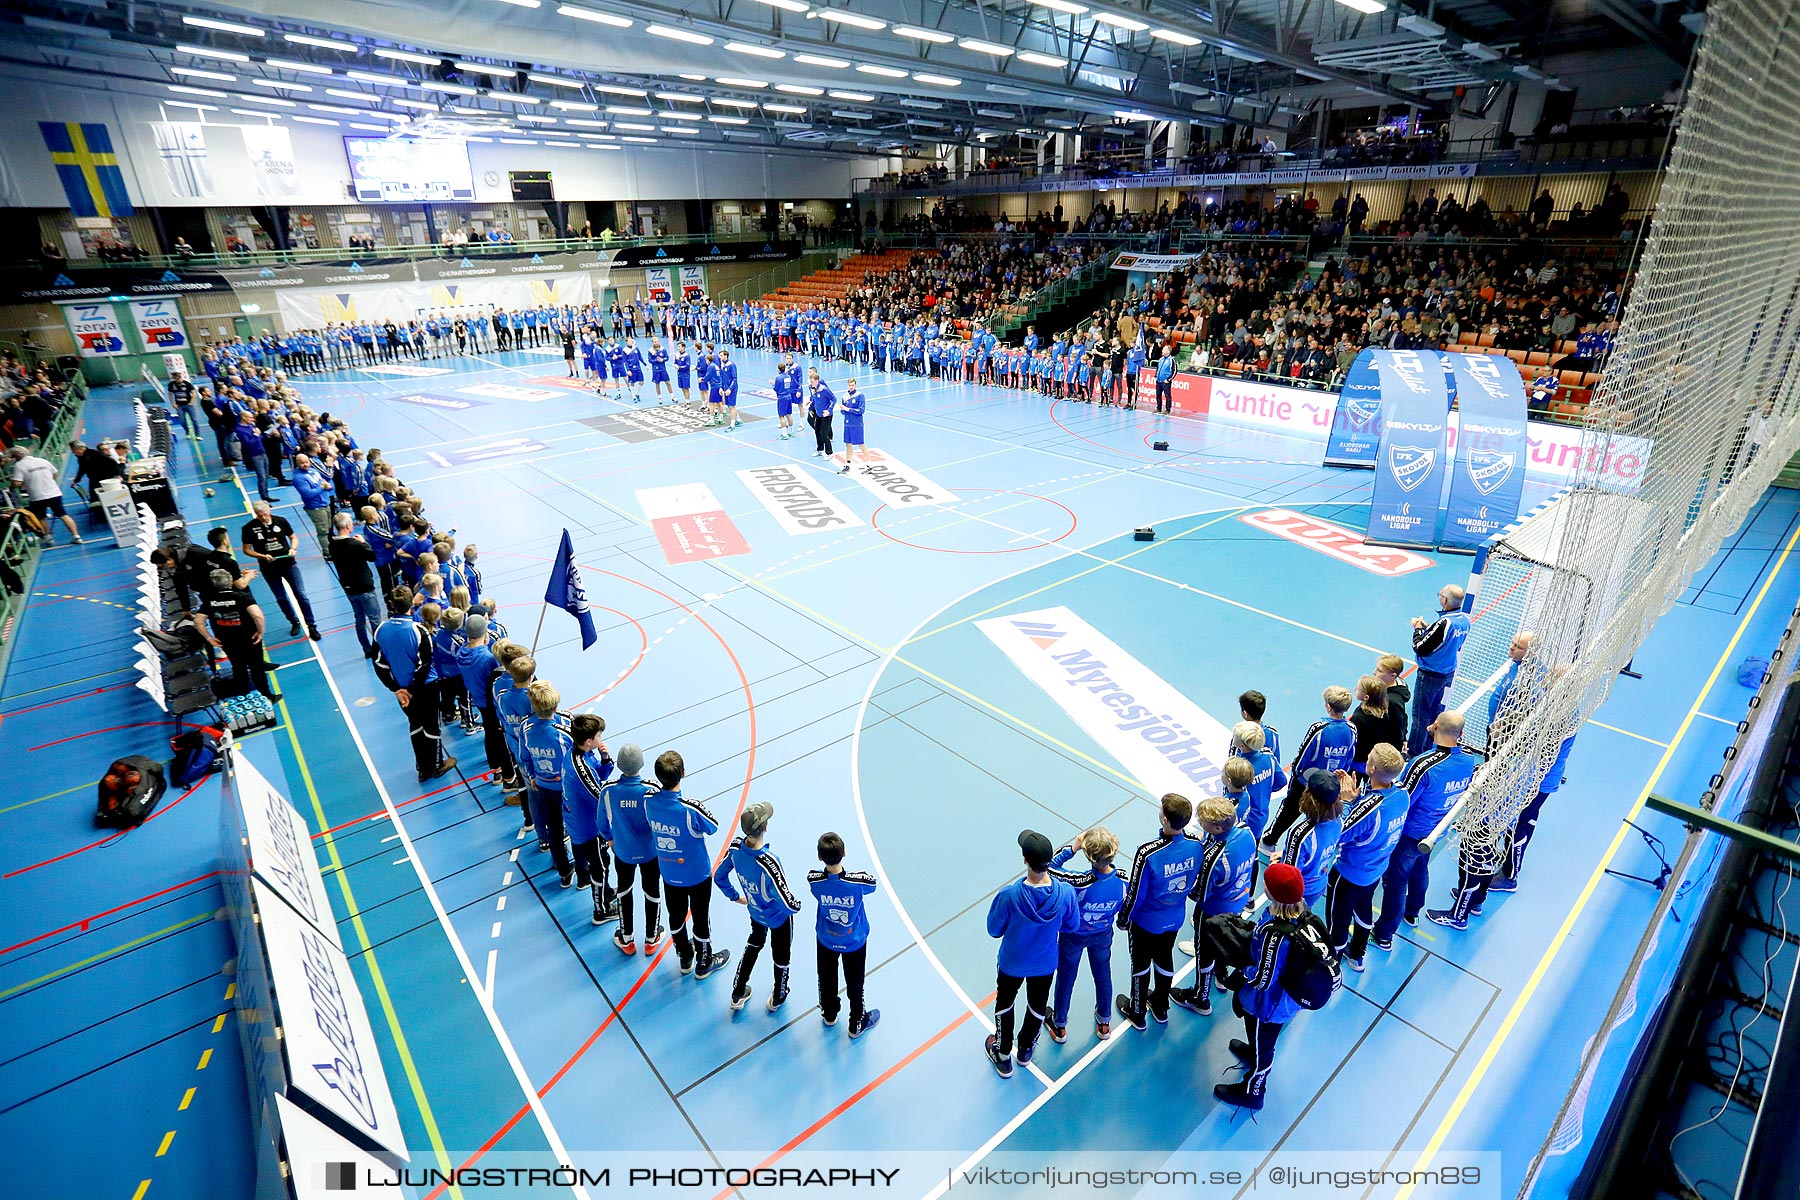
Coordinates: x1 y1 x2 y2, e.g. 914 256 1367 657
1393 517 1800 1198
1695 711 1740 728
0 913 211 1002
1587 718 1671 747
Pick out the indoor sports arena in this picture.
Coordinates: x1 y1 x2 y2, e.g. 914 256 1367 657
2 1 1798 1198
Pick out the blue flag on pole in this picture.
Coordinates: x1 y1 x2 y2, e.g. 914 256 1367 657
545 529 597 650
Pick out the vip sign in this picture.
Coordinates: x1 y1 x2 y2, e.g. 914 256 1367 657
1240 509 1435 576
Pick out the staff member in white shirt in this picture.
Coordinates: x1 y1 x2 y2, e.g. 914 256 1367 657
5 447 82 547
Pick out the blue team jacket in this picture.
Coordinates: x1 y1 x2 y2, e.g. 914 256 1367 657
600 774 657 865
987 876 1081 977
1275 815 1342 903
1118 831 1203 935
1048 847 1127 941
560 741 614 845
1334 785 1412 886
1399 746 1476 840
714 839 803 928
1414 608 1471 675
1240 908 1303 1024
494 678 534 767
1206 823 1259 916
809 868 877 952
645 788 718 887
374 618 435 690
519 712 571 790
1292 717 1358 775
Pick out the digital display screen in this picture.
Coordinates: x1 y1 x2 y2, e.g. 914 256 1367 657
344 136 476 203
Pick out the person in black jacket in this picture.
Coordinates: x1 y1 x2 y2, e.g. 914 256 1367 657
196 569 275 700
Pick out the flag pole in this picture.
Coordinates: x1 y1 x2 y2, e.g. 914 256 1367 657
530 603 549 657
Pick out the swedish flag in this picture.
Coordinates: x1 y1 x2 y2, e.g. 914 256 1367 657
39 122 134 218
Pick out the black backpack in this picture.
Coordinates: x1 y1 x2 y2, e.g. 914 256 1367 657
95 755 167 828
1275 912 1343 1010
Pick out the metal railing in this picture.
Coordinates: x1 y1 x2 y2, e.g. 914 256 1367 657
0 373 90 677
27 228 857 273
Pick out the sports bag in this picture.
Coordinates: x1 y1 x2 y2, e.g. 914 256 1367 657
1276 912 1343 1010
169 727 224 788
95 755 167 828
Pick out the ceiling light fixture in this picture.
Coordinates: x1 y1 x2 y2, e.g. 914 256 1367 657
1330 0 1386 12
230 108 276 118
606 105 654 114
346 70 404 84
517 114 558 123
308 103 365 114
264 57 335 75
1033 0 1090 12
551 100 599 110
493 0 542 7
492 93 544 103
1017 51 1067 67
726 41 786 58
776 83 824 95
958 39 1014 56
621 135 655 142
251 78 313 91
176 45 250 63
657 92 705 102
373 49 443 65
455 61 518 77
292 116 339 125
241 95 296 106
813 10 887 30
708 115 750 124
747 0 811 10
592 83 648 96
556 5 633 26
712 97 760 108
500 137 537 144
391 97 438 109
893 25 954 43
1150 28 1201 46
1093 12 1149 31
828 89 875 100
348 122 389 130
646 24 715 44
417 80 479 94
763 102 808 113
716 77 770 88
171 67 236 81
830 109 869 118
284 33 359 52
795 53 851 68
913 72 961 85
182 15 264 36
168 84 228 97
614 122 655 130
563 118 609 127
855 63 908 78
661 110 703 119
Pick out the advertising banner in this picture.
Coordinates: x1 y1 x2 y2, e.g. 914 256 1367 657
61 300 126 357
1367 349 1451 547
644 266 674 304
1441 351 1530 550
127 298 189 351
243 125 301 198
679 264 707 299
1322 349 1384 468
1109 253 1198 274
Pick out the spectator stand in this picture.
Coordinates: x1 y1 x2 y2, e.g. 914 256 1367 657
0 372 86 681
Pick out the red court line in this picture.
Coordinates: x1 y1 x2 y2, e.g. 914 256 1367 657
422 558 759 1200
309 772 496 841
27 719 199 754
708 990 998 1200
0 682 135 720
0 870 222 957
3 777 208 878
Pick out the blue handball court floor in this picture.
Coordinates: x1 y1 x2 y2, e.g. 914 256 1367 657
1 346 1795 1200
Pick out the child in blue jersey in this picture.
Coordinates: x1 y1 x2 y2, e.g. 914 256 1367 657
457 621 517 800
600 744 664 956
1272 769 1349 906
809 832 880 1036
519 681 578 888
1373 711 1476 947
1265 686 1357 846
561 712 620 925
1327 744 1409 969
645 750 731 979
716 801 804 1013
1238 690 1287 793
1216 863 1313 1111
1172 795 1258 1015
985 829 1081 1078
1116 794 1203 1031
495 654 537 820
1231 721 1280 843
1047 827 1127 1044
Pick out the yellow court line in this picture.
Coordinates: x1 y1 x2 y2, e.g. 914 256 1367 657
154 1131 175 1158
131 1180 150 1200
1396 517 1800 1197
1588 718 1671 748
0 913 212 1002
178 1087 195 1112
211 1014 226 1034
228 470 463 1195
911 506 1256 643
195 1048 211 1071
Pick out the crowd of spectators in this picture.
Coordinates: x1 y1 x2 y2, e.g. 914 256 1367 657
847 232 1112 327
0 353 72 450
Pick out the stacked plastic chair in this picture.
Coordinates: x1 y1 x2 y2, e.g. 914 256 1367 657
132 508 215 717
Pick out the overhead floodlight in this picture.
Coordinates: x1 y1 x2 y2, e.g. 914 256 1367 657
1331 0 1386 13
795 53 851 68
1150 29 1201 46
168 84 228 97
391 97 438 109
593 83 648 96
716 77 770 88
856 64 909 77
606 105 654 114
726 41 787 58
914 73 961 85
661 110 703 119
657 91 705 102
1034 0 1089 12
556 6 633 27
713 98 760 108
764 103 809 113
1017 51 1067 67
551 100 599 110
456 61 520 78
171 66 236 82
747 0 811 10
959 39 1015 56
252 79 313 91
828 89 875 100
776 83 824 95
492 93 543 103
